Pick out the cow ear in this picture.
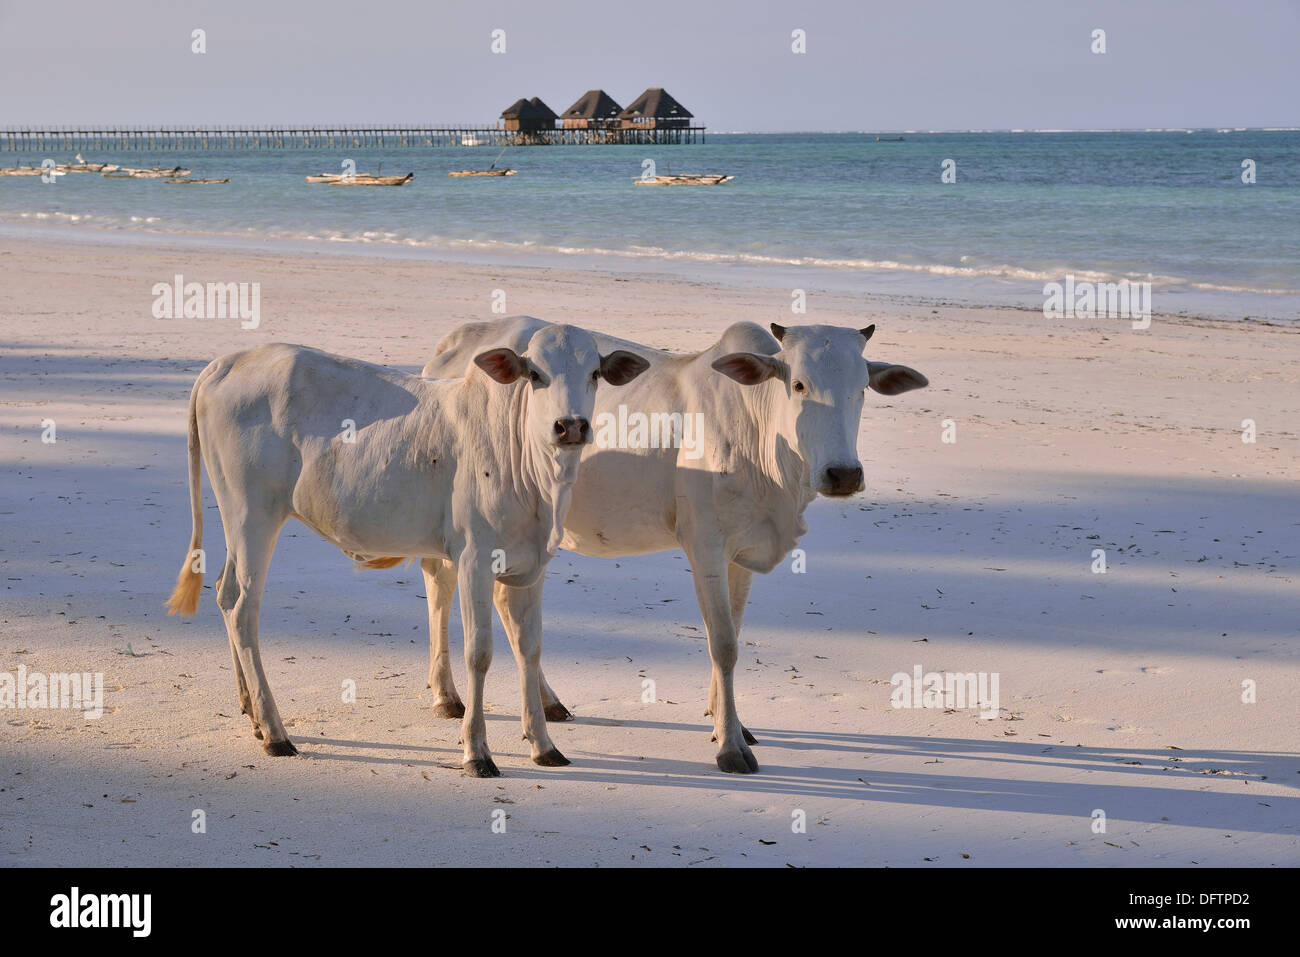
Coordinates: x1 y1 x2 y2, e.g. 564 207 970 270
860 324 876 344
473 348 527 384
867 361 928 395
712 353 787 386
770 323 787 342
599 350 650 386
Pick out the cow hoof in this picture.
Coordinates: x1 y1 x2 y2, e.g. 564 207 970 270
534 748 571 767
432 700 466 720
463 757 501 778
716 746 759 774
544 702 573 722
252 726 264 740
264 739 299 757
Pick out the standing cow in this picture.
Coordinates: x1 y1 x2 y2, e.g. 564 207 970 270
164 328 648 775
408 318 928 773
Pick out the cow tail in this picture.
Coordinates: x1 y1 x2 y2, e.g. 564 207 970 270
165 372 205 616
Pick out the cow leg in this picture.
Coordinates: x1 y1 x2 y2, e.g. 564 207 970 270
494 580 569 767
458 556 499 777
216 559 256 726
422 557 465 719
689 552 759 773
426 558 565 721
226 611 254 728
216 515 294 756
539 670 571 722
707 564 758 745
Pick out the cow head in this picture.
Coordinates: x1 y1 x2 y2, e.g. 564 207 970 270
711 323 927 496
474 323 649 459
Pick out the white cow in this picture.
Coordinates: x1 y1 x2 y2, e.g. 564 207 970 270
164 328 648 776
405 317 928 773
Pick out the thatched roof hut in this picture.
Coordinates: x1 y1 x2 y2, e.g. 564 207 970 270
619 88 693 128
560 90 624 129
501 96 558 132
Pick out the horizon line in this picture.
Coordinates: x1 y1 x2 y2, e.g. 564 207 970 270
3 124 1296 135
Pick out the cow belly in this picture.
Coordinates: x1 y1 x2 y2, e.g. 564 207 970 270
292 498 450 559
560 521 677 558
558 448 679 557
290 454 452 559
560 488 677 555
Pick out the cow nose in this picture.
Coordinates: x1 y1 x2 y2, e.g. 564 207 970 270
553 417 590 446
823 465 864 496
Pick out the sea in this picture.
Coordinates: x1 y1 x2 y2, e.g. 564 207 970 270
2 130 1297 321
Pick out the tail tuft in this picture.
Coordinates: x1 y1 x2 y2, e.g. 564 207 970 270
356 556 410 570
166 562 202 616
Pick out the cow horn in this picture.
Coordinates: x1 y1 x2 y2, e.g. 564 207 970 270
770 323 787 342
860 324 876 342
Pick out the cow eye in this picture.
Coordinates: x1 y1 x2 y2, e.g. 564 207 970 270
529 369 541 383
591 369 600 382
793 380 807 394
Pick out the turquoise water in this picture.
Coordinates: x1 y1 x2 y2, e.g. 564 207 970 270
2 131 1297 319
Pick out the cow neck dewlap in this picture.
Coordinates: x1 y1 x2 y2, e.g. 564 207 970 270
750 377 813 496
510 381 579 556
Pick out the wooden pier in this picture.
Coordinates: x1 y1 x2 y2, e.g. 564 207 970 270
0 125 706 152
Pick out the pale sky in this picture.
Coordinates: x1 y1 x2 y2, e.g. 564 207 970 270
1 0 1297 130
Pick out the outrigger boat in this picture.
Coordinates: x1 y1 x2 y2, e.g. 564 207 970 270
165 178 230 185
326 172 413 186
103 166 191 178
128 166 191 178
450 147 516 177
634 173 734 186
58 154 118 173
307 167 413 185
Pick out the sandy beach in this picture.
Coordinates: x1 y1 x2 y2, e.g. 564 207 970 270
1 234 1297 867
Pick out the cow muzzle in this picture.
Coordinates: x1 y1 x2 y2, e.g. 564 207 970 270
553 416 591 447
820 465 865 496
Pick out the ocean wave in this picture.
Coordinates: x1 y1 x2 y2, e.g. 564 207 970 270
3 212 1297 298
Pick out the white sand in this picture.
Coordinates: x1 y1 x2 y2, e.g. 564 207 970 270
1 236 1297 866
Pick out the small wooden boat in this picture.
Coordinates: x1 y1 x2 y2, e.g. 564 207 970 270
103 166 190 178
326 172 413 186
128 166 191 178
1 167 46 177
165 178 230 184
56 163 116 173
634 173 734 186
305 172 348 183
875 136 905 142
451 147 515 178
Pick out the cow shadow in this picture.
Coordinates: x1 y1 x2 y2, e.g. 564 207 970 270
290 718 1298 835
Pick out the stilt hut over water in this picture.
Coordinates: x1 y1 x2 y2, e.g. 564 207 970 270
619 88 693 129
560 90 624 130
500 97 558 132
